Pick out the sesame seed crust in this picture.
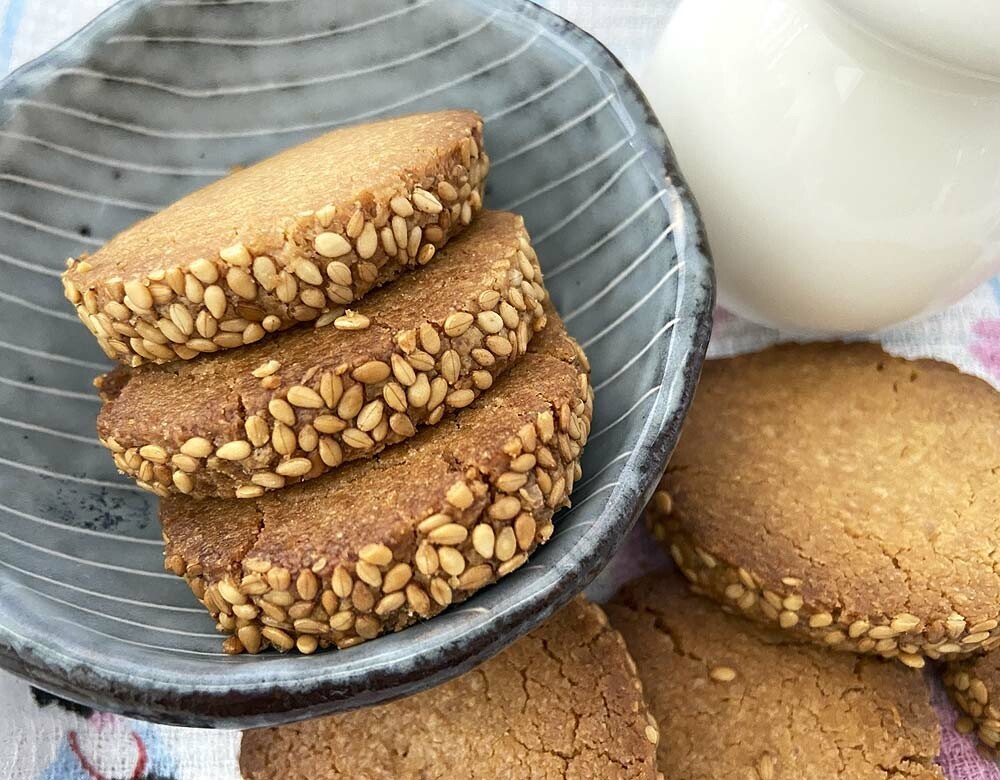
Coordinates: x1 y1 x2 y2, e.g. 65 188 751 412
650 343 1000 664
606 573 942 779
944 653 1000 757
62 110 487 366
159 314 593 654
96 211 546 499
239 598 658 779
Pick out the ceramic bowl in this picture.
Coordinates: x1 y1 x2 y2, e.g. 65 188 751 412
0 0 713 726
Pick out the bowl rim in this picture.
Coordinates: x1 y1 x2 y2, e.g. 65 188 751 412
0 0 715 727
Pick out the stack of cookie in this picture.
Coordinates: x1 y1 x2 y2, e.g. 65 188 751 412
61 110 593 655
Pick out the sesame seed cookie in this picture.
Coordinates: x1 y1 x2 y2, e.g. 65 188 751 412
606 573 943 780
159 313 592 654
944 653 1000 756
96 211 546 499
239 597 659 779
647 342 1000 666
62 110 487 366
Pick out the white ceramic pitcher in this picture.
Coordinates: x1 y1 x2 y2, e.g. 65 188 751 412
644 0 1000 332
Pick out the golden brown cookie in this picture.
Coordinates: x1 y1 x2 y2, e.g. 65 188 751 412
647 342 1000 665
96 211 546 499
606 573 943 780
239 597 659 780
159 314 592 654
62 110 488 366
944 653 1000 756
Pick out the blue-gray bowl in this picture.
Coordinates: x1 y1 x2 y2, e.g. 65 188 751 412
0 0 713 727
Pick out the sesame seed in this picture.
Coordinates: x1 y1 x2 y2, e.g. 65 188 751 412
446 481 475 509
172 471 194 494
287 385 324 409
709 666 736 682
375 592 406 616
337 384 364 420
419 322 441 354
443 311 474 338
644 725 659 744
268 398 297 427
293 260 323 287
890 613 921 633
318 437 343 467
236 484 264 499
437 181 459 202
389 195 414 217
440 350 461 384
251 471 285 489
275 458 312 477
438 547 466 577
334 311 370 331
314 232 352 258
476 310 504 334
295 569 319 601
342 428 374 449
262 626 294 652
458 564 492 590
252 359 281 378
415 542 439 576
446 389 476 408
216 440 251 460
416 244 436 265
204 285 227 319
359 543 394 567
428 523 469 546
139 444 168 463
778 610 799 628
495 527 517 562
272 422 296 455
219 243 251 267
356 222 378 260
898 653 925 669
383 382 408 413
382 563 413 593
418 513 452 534
227 267 257 300
808 612 834 628
123 280 153 311
355 560 382 588
472 524 496 559
352 360 391 384
412 188 443 214
430 577 453 607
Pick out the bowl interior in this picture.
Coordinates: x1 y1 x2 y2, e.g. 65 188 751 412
0 0 712 726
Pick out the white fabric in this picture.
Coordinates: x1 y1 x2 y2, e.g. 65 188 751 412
2 1 998 777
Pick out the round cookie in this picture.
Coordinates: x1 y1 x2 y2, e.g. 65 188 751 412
239 597 660 779
160 315 592 654
944 653 1000 756
647 342 1000 665
606 574 943 780
62 110 488 366
96 211 547 499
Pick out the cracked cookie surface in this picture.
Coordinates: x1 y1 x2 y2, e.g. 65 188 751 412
239 597 659 779
648 342 1000 664
606 573 942 779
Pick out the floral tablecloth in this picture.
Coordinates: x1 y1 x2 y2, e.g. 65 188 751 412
1 0 998 777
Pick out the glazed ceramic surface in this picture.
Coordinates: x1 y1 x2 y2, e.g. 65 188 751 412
0 0 712 726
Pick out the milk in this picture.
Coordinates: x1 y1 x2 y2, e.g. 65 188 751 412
644 0 1000 332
